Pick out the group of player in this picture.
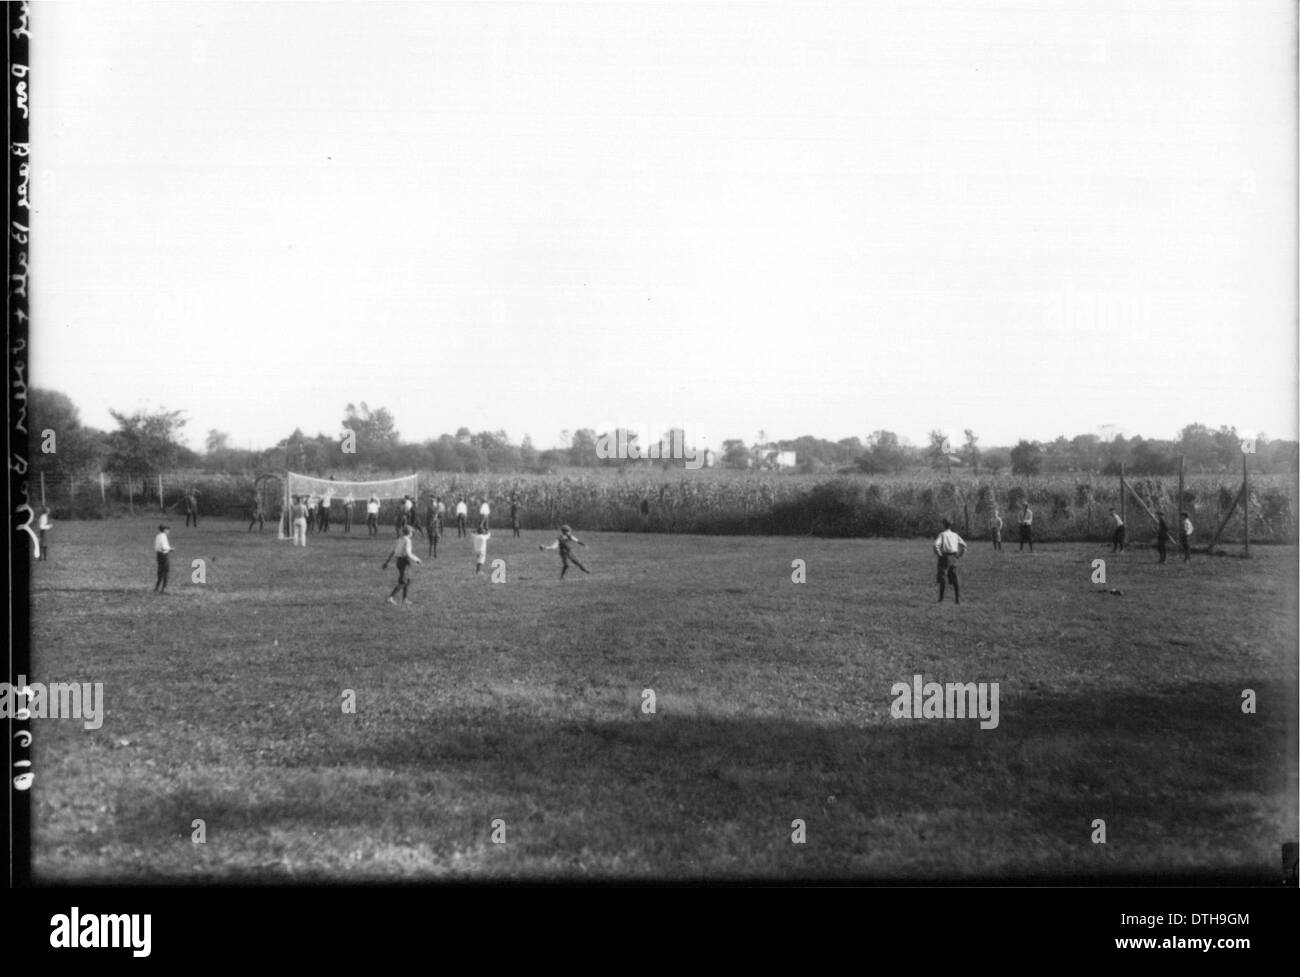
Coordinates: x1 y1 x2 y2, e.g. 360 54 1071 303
933 503 1198 604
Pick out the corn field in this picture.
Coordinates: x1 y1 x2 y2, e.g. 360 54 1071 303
28 469 1298 544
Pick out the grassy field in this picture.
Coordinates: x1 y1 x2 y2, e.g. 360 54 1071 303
29 517 1298 881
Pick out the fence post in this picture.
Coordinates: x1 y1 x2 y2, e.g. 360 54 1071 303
128 475 134 514
1243 451 1249 557
1119 464 1125 540
1178 455 1185 539
100 472 106 505
40 471 46 509
158 473 164 512
70 476 76 520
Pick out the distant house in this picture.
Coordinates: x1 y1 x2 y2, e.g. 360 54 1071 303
755 447 797 470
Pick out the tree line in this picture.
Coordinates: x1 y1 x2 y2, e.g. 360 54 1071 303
26 388 1298 478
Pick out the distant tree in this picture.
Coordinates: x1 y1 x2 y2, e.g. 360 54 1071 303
1178 422 1218 471
983 450 1009 476
722 439 750 469
962 429 980 474
1009 440 1043 476
28 388 107 473
342 402 399 453
867 430 907 474
927 429 951 474
1070 434 1103 472
1130 438 1176 475
519 434 539 470
569 429 599 467
105 406 188 475
205 429 231 454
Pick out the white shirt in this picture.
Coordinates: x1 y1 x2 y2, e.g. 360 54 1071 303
154 532 172 554
367 499 380 515
1019 508 1033 525
934 529 965 556
456 502 468 516
38 513 52 530
1111 513 1123 527
479 503 490 516
1182 518 1193 535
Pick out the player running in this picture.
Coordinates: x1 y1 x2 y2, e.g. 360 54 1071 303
382 526 422 605
539 524 590 579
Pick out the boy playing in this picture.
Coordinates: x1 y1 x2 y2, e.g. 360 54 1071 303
540 525 590 579
382 526 422 604
988 506 1002 551
472 528 491 575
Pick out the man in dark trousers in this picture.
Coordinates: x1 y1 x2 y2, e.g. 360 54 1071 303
933 518 967 604
153 524 173 593
1155 512 1169 564
1109 507 1125 553
184 489 201 528
1018 502 1034 552
540 525 590 579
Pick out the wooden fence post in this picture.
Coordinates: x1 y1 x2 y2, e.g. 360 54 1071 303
100 472 106 505
40 471 46 509
128 475 134 514
1243 451 1249 557
158 473 164 512
69 476 75 520
1119 464 1125 540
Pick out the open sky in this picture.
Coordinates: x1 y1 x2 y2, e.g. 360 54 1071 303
29 1 1297 452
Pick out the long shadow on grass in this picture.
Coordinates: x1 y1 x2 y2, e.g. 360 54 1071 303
103 680 1293 882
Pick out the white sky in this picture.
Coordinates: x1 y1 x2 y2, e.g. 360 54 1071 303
29 1 1298 452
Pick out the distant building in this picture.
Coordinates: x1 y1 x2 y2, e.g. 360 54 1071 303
755 447 797 470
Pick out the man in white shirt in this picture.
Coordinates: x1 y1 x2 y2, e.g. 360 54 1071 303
1180 512 1193 562
1109 507 1125 553
366 495 380 538
478 498 491 533
320 490 333 533
455 497 468 537
989 506 1003 551
153 524 173 593
37 507 52 561
342 494 354 534
1018 502 1034 552
383 526 422 604
933 518 967 604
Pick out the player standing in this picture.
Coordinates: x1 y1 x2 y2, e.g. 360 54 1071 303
342 493 354 534
988 506 1003 551
472 528 491 575
153 524 173 593
510 496 521 537
1155 511 1169 564
478 497 491 533
37 507 52 561
933 518 967 604
540 525 590 579
248 496 264 533
184 488 201 528
1109 507 1125 553
455 497 468 537
1018 502 1034 552
425 495 442 558
366 495 380 537
1180 511 1193 561
382 526 422 604
291 495 309 547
